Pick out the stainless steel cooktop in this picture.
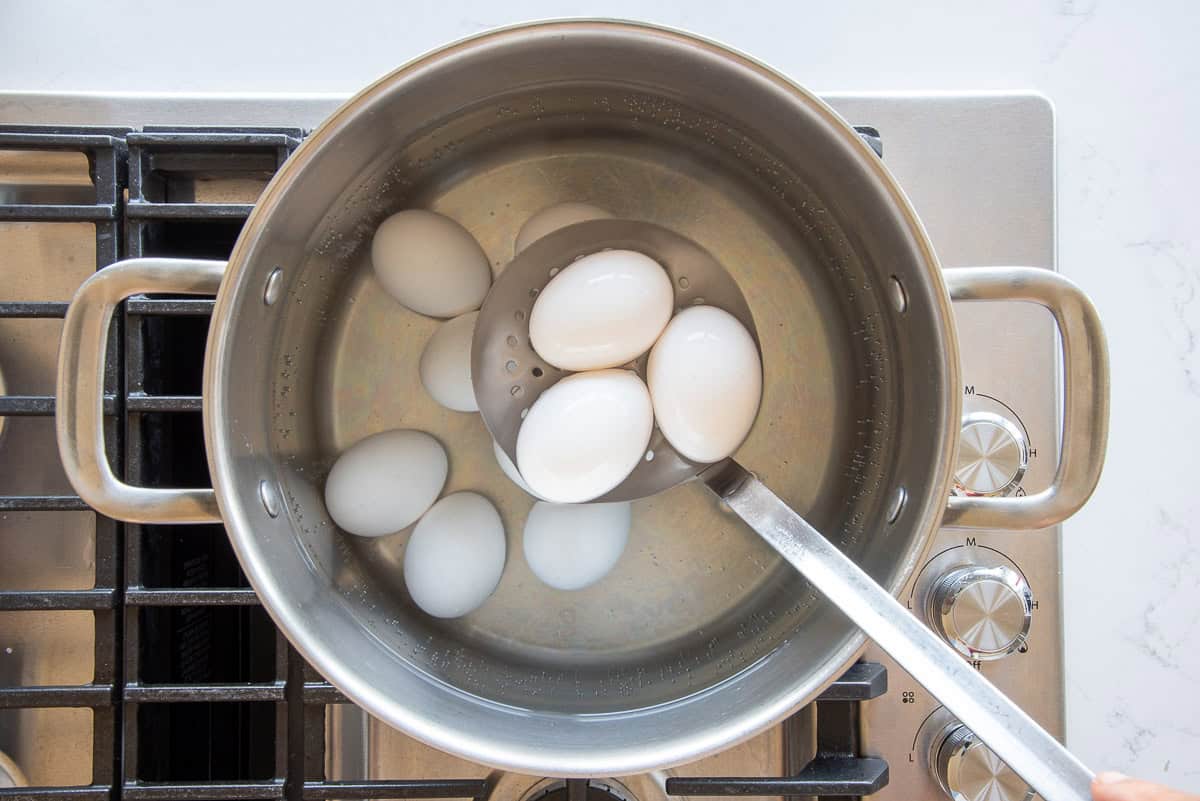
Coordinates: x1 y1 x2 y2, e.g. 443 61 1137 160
0 91 1058 801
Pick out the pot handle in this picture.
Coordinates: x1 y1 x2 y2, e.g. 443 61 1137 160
942 267 1109 529
57 258 226 524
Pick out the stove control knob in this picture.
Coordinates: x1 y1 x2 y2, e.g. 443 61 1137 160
925 565 1032 660
932 724 1034 801
954 412 1028 496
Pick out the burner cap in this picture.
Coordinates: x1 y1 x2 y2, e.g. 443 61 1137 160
525 779 635 801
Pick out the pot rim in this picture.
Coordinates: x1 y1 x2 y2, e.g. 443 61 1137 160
203 19 961 776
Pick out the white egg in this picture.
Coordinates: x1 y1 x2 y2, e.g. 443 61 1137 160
371 209 492 318
517 369 653 504
648 305 762 464
492 439 545 499
403 492 506 618
523 501 631 591
529 249 674 371
419 311 479 412
515 202 614 254
324 430 447 537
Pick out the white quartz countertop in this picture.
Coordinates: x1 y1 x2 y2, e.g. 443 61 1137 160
3 0 1198 789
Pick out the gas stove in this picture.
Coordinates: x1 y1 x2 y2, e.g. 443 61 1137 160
0 91 1058 801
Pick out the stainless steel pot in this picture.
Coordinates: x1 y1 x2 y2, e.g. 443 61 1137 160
55 21 1108 780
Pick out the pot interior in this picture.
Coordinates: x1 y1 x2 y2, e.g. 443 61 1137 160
209 22 955 772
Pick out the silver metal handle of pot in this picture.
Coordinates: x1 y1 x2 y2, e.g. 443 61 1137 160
57 258 226 524
704 461 1094 801
942 267 1109 530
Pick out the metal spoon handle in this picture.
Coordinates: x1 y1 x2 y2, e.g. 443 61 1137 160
704 461 1093 801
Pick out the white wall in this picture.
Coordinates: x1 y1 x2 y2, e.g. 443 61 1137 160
3 0 1199 789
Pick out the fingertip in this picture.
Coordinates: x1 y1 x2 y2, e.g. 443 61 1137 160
1096 772 1130 785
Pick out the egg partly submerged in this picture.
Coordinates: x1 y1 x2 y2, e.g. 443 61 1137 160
419 311 479 412
403 492 506 618
648 305 762 464
517 369 653 504
523 501 631 591
371 209 491 318
515 201 614 254
324 430 447 537
529 249 674 371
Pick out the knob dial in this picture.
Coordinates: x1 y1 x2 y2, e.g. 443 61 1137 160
955 412 1028 496
933 724 1034 801
925 565 1032 660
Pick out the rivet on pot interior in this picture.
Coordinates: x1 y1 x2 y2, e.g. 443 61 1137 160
886 486 907 524
888 275 907 313
259 479 281 518
263 267 284 306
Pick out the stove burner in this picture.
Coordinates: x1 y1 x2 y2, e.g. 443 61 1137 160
0 748 28 788
522 778 636 801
